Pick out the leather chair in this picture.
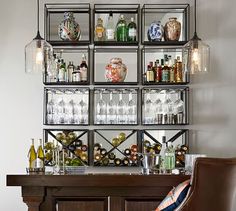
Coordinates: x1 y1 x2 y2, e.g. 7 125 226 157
177 157 236 211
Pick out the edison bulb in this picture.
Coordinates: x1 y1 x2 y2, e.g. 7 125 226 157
36 48 43 64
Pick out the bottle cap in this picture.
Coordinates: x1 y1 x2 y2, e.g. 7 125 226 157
131 17 134 22
120 15 124 19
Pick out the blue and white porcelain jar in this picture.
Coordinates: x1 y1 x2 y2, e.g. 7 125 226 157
58 12 81 41
147 21 164 42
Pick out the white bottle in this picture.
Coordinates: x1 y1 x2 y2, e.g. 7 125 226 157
106 13 115 41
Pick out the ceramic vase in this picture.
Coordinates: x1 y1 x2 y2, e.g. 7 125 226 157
164 17 181 41
147 21 164 42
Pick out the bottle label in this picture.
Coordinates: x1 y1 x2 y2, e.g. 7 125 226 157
36 158 44 168
58 68 65 82
162 70 169 82
68 67 74 82
72 72 80 82
106 29 114 40
146 71 154 82
128 28 136 38
80 67 87 81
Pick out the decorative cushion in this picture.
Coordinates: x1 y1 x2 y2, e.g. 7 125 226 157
155 179 191 211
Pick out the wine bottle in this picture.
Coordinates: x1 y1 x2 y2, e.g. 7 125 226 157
114 158 122 166
122 157 130 166
80 54 88 82
130 144 138 153
81 144 88 152
101 157 110 166
127 17 137 41
94 143 102 151
106 12 115 41
28 139 37 169
94 153 102 161
37 139 45 169
124 148 131 156
116 15 127 42
100 148 107 156
108 152 116 160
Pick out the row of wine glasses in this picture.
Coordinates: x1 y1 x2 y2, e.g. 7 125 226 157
143 89 185 124
95 89 137 125
46 89 89 124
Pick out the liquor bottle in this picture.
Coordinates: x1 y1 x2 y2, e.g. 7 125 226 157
160 136 167 173
176 56 183 82
67 61 74 82
162 59 170 83
80 54 88 82
164 142 175 173
108 152 116 160
28 139 37 169
146 65 154 82
58 59 66 82
95 17 105 41
75 140 83 148
37 139 45 170
168 55 175 83
72 66 81 82
116 15 127 42
81 145 88 152
127 17 137 41
106 12 115 41
114 158 122 166
155 59 162 82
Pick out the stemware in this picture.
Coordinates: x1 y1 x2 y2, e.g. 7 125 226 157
46 90 56 124
127 89 137 124
56 90 66 124
173 90 185 124
154 90 163 124
117 90 127 124
143 90 154 124
96 89 107 124
78 89 88 124
107 91 117 124
162 90 174 124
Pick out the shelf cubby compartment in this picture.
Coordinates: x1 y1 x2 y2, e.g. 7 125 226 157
93 129 140 167
142 87 189 125
44 129 90 166
93 4 140 46
141 4 189 45
142 129 189 167
93 47 139 85
142 46 189 85
93 88 139 125
44 3 91 46
44 46 90 85
44 87 90 126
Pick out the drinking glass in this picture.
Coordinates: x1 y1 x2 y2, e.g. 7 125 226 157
154 90 163 124
144 90 154 124
173 90 185 124
127 89 137 124
46 90 56 124
117 90 127 124
56 90 66 124
162 90 174 124
96 89 107 124
107 91 117 124
78 89 88 124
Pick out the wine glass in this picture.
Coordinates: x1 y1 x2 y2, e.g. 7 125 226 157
46 90 56 124
56 90 66 124
65 90 76 124
96 89 107 124
173 90 185 124
117 90 127 124
162 89 174 124
143 89 154 124
78 89 88 124
154 90 163 124
107 90 117 124
127 89 137 124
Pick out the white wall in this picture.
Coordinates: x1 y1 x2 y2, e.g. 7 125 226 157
0 0 235 210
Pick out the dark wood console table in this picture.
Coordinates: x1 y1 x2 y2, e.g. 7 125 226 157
7 174 190 211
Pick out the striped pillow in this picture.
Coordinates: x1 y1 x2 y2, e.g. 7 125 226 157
156 179 190 211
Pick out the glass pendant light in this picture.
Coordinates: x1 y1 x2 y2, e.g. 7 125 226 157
25 0 53 74
183 0 210 74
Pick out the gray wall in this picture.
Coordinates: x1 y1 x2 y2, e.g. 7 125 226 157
0 0 236 210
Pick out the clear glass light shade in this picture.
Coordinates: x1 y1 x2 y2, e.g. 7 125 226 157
183 39 210 74
25 38 53 74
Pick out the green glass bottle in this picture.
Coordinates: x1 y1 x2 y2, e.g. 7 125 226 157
116 15 127 42
127 17 137 41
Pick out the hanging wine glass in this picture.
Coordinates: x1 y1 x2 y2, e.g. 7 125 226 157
162 89 174 124
143 89 154 124
117 89 127 124
65 90 76 124
107 90 117 124
47 89 56 124
154 90 163 124
127 89 137 124
173 90 185 124
96 89 107 124
78 89 88 124
57 90 66 124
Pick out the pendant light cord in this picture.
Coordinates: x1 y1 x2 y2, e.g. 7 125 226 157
37 0 39 32
194 0 197 34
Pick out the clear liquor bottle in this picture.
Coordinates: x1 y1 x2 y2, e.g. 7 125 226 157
106 12 115 41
